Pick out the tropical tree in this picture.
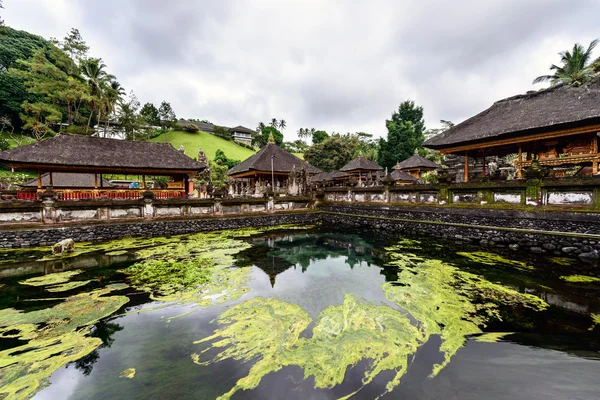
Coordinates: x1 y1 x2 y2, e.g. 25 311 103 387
304 134 358 172
256 121 266 132
158 101 176 129
253 125 283 147
81 58 114 132
533 39 598 86
279 119 286 131
100 80 125 137
312 130 329 144
377 100 425 170
117 91 143 140
270 118 279 128
0 0 4 27
139 102 160 126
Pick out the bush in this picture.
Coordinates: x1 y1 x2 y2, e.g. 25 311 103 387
148 129 167 139
0 138 9 151
64 125 94 135
182 123 199 133
213 126 231 140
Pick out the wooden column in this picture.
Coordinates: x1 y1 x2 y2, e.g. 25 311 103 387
48 171 53 187
517 144 523 179
37 169 42 189
94 173 98 189
593 134 599 175
142 175 147 189
481 154 486 177
464 152 469 183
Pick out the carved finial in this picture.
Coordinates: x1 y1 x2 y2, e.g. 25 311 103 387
268 132 275 144
178 145 185 152
358 150 364 158
414 148 419 155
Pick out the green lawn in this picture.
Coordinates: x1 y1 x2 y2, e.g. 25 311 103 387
151 130 256 161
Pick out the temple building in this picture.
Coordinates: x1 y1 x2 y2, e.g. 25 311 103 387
389 166 418 185
339 154 383 185
424 79 600 182
395 151 440 178
0 134 205 200
227 138 320 197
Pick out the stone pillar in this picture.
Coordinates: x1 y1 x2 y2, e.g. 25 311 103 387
525 178 542 206
142 190 155 219
214 199 223 215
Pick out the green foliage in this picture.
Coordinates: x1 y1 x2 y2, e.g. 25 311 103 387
559 275 600 283
213 125 231 140
0 137 8 151
284 139 309 154
304 134 357 172
533 39 599 86
312 129 329 144
181 123 199 133
253 125 283 147
139 102 160 126
209 159 229 191
214 149 239 169
158 101 176 129
377 100 425 170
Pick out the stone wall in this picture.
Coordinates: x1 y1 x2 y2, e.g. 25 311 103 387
319 204 600 258
0 212 319 248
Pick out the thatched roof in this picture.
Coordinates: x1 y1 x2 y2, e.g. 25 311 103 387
229 125 255 134
0 134 206 172
227 143 320 176
389 169 417 182
339 156 383 172
22 173 115 188
331 170 348 179
424 79 600 150
396 154 439 170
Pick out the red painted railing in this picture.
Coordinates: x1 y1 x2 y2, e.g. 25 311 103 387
17 192 38 201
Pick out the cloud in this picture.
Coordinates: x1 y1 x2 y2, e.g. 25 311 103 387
4 0 600 141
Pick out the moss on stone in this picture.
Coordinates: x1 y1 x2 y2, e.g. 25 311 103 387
46 280 93 293
550 257 575 267
590 314 600 331
560 275 600 283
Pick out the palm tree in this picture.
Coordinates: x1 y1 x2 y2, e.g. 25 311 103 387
102 80 125 137
279 119 286 130
256 121 265 132
270 118 279 128
533 39 598 86
82 58 115 132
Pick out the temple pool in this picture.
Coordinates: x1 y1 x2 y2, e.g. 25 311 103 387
0 225 599 399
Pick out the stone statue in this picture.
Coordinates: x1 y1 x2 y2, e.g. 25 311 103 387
178 145 185 153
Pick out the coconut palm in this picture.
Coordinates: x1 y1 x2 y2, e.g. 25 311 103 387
279 119 286 130
101 80 125 137
533 39 598 86
270 118 279 128
256 122 265 133
82 58 115 132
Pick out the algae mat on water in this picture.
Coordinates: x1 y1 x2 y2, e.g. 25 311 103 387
194 243 549 400
0 284 129 400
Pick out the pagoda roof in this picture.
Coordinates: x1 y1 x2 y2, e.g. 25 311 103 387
396 154 440 170
339 156 383 172
424 79 600 151
0 134 206 173
389 169 417 182
227 143 320 176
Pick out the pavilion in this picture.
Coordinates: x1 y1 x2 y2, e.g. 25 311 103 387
339 154 383 185
389 167 418 185
395 151 440 178
0 134 206 200
424 79 600 182
227 138 320 196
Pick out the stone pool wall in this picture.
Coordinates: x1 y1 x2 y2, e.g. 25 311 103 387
319 204 600 258
0 212 319 248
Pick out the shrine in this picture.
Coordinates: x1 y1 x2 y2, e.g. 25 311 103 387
395 151 440 178
338 153 383 186
0 134 206 200
227 137 320 197
424 80 600 182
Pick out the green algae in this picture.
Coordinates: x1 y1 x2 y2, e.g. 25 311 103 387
590 314 600 331
560 275 600 283
0 332 102 400
18 270 83 287
119 368 136 379
123 258 212 295
473 332 513 342
0 284 129 399
194 295 421 400
46 280 93 293
550 257 576 266
456 251 534 270
106 250 129 256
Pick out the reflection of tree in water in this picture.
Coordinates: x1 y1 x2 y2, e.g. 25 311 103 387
71 320 123 376
238 233 391 285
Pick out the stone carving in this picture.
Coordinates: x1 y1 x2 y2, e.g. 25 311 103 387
52 238 75 255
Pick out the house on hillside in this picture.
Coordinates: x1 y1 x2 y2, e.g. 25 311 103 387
229 126 255 146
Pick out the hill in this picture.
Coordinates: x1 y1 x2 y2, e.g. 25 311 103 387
150 130 256 161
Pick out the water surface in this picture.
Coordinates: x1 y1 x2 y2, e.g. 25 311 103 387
0 227 599 399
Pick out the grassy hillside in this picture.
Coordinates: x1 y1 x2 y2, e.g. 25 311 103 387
151 130 256 161
0 132 36 149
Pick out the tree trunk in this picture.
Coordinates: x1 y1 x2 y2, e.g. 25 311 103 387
86 106 93 134
67 100 73 126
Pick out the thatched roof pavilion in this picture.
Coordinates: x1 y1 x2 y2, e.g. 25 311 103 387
228 143 320 178
340 155 383 173
0 134 205 196
389 169 417 185
424 79 600 181
395 153 439 178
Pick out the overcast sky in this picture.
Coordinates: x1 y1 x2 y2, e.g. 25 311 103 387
3 0 599 141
